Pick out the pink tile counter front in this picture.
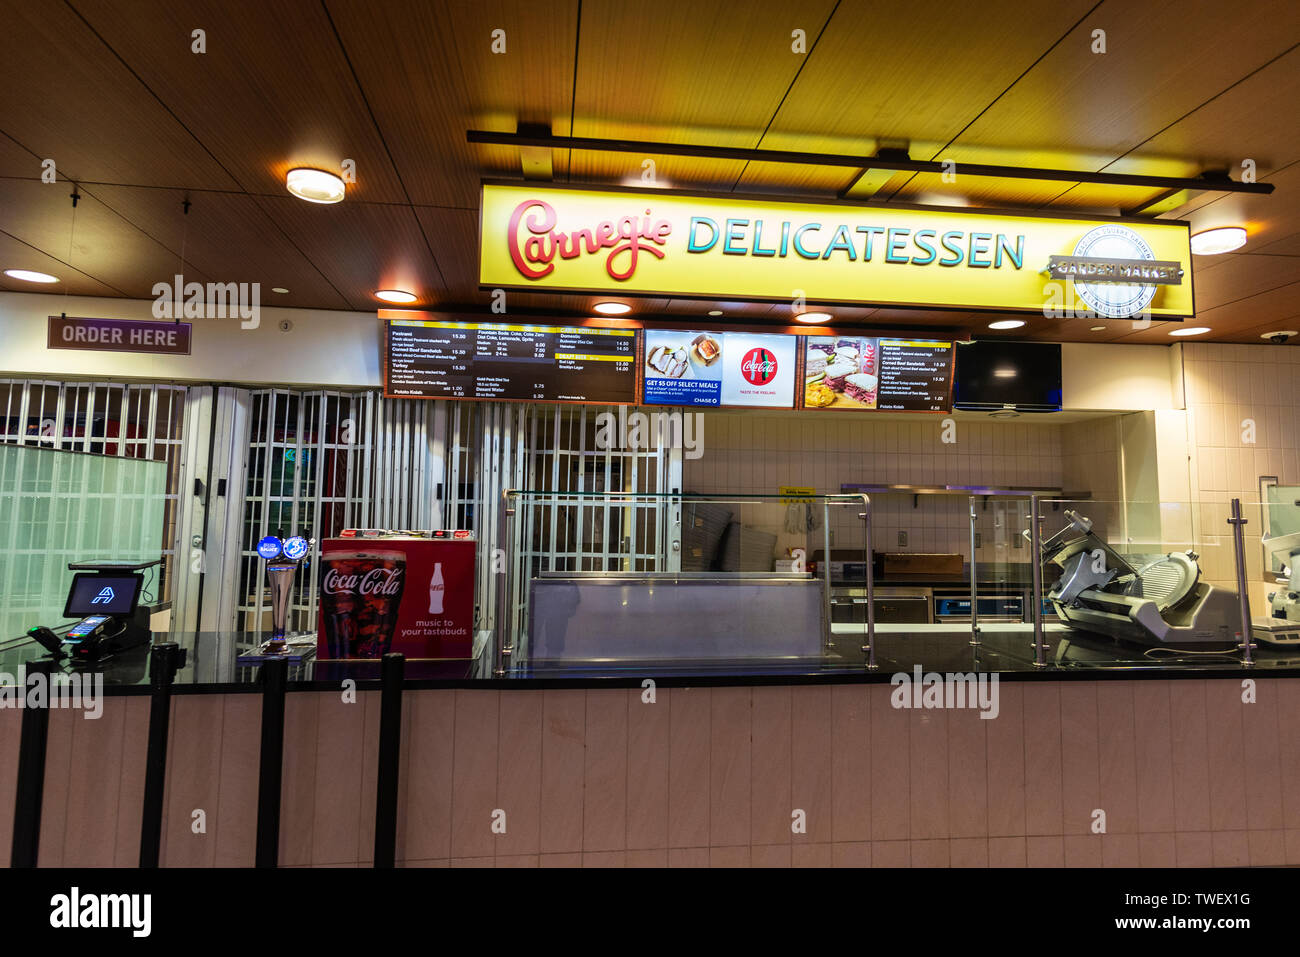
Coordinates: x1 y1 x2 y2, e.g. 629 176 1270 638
10 677 1300 868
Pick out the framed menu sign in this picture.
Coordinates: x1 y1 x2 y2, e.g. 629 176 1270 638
384 319 638 403
802 337 953 412
642 329 797 408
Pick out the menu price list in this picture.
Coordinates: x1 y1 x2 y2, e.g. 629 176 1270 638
386 321 638 403
875 339 954 412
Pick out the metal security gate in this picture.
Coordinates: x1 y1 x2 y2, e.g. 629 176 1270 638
0 380 682 662
504 404 683 667
235 390 378 638
0 378 188 609
231 393 681 661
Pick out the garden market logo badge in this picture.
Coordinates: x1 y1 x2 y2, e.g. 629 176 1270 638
1054 225 1164 318
507 199 672 281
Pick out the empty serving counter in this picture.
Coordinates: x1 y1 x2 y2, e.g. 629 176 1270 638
527 571 824 662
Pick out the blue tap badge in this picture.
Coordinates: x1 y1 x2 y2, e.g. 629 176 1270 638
256 536 283 560
282 536 309 561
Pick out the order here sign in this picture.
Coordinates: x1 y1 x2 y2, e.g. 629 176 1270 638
48 315 193 355
479 183 1195 318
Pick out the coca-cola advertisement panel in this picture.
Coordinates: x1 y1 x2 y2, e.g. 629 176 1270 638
643 329 795 409
317 538 475 659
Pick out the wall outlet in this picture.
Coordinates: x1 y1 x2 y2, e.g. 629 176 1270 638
897 530 908 547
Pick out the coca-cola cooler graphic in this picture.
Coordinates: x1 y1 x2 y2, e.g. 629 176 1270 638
317 537 476 659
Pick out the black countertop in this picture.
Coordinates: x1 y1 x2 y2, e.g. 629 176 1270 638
3 620 1299 692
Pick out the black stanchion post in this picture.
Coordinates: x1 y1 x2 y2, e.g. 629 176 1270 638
255 657 288 868
10 659 53 868
374 653 405 868
139 642 181 868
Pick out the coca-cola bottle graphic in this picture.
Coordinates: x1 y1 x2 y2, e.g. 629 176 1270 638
861 340 877 375
428 562 444 614
319 549 406 658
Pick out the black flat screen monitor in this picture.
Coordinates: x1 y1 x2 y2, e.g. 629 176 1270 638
953 341 1063 412
63 573 143 618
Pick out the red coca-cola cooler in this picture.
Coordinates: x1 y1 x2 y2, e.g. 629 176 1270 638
317 533 476 659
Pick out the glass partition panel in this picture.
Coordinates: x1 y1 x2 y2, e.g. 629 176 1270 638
503 490 874 676
0 443 167 640
1255 491 1300 655
1028 498 1262 670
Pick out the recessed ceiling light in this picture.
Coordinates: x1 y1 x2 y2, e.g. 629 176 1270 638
374 289 417 304
795 312 833 323
988 319 1025 330
1190 226 1247 255
708 310 723 316
271 287 289 294
593 302 631 315
4 268 59 283
993 368 1017 378
1090 325 1106 331
286 168 346 204
1169 326 1212 337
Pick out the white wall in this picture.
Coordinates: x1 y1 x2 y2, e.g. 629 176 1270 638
1061 342 1176 410
1181 343 1300 599
684 410 1065 562
0 292 381 387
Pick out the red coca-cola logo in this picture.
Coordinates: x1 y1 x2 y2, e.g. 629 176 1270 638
740 348 778 386
322 566 403 597
507 199 672 281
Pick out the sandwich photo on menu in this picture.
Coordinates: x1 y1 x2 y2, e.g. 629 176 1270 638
804 337 879 409
643 329 725 406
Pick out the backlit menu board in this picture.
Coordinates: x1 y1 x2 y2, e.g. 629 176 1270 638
385 320 638 403
802 337 953 412
643 329 797 408
875 339 954 411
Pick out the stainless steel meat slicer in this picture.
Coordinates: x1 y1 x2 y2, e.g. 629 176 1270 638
1037 509 1237 645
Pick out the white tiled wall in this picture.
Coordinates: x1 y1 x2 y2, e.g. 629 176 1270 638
684 411 1066 562
680 343 1300 585
1059 415 1124 545
1182 343 1300 593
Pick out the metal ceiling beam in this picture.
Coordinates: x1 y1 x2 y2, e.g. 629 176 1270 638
466 130 1276 196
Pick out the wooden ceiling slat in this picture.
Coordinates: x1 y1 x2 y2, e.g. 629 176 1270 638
252 195 446 311
0 0 1293 347
751 1 1097 154
1193 251 1300 312
563 152 749 192
75 0 408 202
0 132 46 180
0 233 121 299
1196 281 1300 328
0 1 239 188
1107 47 1300 182
327 0 578 207
935 0 1299 159
0 179 215 298
1170 157 1300 260
412 205 482 305
573 1 833 147
83 184 352 310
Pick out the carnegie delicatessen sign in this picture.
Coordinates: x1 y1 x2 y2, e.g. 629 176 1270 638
479 183 1194 318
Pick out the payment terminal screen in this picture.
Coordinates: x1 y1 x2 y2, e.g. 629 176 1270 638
63 574 142 618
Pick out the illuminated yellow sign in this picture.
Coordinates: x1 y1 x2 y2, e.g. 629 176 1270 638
479 184 1195 318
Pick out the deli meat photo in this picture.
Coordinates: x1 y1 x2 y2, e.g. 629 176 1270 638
804 337 878 409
